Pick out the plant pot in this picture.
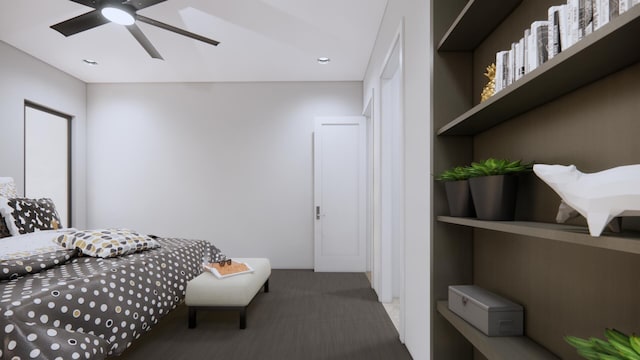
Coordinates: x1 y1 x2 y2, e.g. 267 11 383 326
469 174 518 221
444 180 476 217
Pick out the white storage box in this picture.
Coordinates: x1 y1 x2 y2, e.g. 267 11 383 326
448 285 523 337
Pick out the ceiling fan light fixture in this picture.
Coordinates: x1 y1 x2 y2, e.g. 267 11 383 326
51 0 220 60
101 4 135 26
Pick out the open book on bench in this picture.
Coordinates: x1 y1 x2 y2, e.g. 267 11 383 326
204 260 255 279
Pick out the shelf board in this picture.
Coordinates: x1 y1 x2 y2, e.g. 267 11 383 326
438 0 522 51
437 301 559 360
437 6 640 136
438 216 640 255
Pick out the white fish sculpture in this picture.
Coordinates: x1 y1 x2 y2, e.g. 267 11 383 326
533 164 640 237
555 199 621 233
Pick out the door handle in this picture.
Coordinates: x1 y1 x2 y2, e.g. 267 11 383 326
316 206 321 220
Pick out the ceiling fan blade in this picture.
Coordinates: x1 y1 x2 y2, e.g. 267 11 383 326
69 0 99 8
136 14 220 47
50 10 109 36
126 23 164 60
124 0 167 10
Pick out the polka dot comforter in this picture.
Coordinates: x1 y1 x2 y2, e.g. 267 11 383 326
0 236 222 359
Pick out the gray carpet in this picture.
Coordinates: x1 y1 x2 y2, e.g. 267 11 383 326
114 270 412 360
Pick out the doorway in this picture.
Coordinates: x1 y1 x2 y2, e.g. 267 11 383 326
24 102 72 227
378 25 405 340
363 90 375 286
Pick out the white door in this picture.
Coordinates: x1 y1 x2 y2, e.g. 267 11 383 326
314 116 366 272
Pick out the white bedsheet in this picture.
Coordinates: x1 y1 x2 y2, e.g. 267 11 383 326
0 229 75 258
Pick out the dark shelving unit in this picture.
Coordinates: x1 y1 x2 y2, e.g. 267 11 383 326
438 5 640 136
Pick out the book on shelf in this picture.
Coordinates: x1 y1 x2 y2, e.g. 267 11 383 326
567 0 581 48
526 26 537 72
607 0 621 23
495 51 502 93
593 0 600 29
594 0 619 30
204 260 255 279
548 5 567 57
508 43 516 86
487 0 630 94
502 51 510 88
618 0 638 14
515 38 525 81
523 28 531 74
583 0 594 36
535 21 550 68
495 50 509 93
620 0 629 13
527 21 549 72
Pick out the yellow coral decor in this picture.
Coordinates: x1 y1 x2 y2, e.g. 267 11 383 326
481 63 496 102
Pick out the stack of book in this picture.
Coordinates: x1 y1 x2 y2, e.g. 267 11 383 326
494 0 639 94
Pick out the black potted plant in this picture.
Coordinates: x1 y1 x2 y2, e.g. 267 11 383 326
437 166 475 217
467 158 533 221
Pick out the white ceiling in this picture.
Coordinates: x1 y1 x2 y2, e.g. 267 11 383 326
0 0 387 83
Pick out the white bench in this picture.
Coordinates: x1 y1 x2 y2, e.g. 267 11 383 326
185 258 271 329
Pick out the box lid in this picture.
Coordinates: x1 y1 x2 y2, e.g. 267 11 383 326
449 285 523 312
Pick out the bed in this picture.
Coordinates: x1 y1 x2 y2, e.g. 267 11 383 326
0 230 223 359
0 179 224 359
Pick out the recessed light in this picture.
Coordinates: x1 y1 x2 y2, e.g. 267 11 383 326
83 59 99 66
317 57 331 64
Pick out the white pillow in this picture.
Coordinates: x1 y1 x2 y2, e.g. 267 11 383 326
0 177 17 198
0 178 18 238
0 229 75 259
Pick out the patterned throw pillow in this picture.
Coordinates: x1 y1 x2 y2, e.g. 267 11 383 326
0 198 62 236
55 229 161 258
0 177 18 198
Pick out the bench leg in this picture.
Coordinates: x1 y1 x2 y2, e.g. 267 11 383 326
188 307 197 329
239 307 247 329
264 278 269 293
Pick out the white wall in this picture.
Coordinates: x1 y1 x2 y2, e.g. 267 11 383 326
0 41 87 228
363 0 431 359
86 81 362 269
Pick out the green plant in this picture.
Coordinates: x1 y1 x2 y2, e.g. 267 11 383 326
436 166 472 181
467 158 533 177
565 328 640 360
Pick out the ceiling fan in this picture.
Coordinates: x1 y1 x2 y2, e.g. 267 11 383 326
50 0 220 60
